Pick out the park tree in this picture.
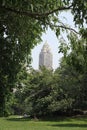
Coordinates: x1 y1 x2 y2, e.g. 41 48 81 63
0 0 87 116
25 67 53 117
13 67 54 117
59 32 87 110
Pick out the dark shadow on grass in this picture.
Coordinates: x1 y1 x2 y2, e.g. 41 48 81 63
43 115 87 122
40 116 71 122
51 123 87 128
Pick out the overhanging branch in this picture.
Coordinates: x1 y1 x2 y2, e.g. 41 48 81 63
0 5 72 19
48 22 79 34
1 4 77 34
57 25 79 34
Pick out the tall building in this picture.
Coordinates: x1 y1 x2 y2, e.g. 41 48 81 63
39 41 53 69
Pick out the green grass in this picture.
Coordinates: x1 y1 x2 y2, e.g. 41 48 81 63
0 115 87 130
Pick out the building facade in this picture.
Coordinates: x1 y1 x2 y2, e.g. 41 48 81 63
39 41 53 69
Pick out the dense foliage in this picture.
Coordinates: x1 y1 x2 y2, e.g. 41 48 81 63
0 0 87 116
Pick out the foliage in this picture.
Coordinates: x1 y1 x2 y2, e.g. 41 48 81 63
14 67 54 116
0 0 87 116
0 0 44 116
59 33 87 110
13 65 84 117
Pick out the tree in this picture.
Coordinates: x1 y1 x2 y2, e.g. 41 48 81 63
0 1 44 116
21 67 54 117
59 33 87 110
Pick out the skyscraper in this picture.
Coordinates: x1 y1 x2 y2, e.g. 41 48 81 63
39 41 53 69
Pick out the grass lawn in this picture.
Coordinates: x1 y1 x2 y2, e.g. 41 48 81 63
0 115 87 130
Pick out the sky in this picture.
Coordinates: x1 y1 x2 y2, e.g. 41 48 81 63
31 11 76 70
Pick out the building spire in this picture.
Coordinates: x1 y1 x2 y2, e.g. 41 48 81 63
39 41 53 69
41 41 51 53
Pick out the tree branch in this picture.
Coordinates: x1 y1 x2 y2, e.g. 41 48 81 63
48 22 79 34
58 25 79 34
0 5 72 18
1 5 77 34
42 5 72 16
